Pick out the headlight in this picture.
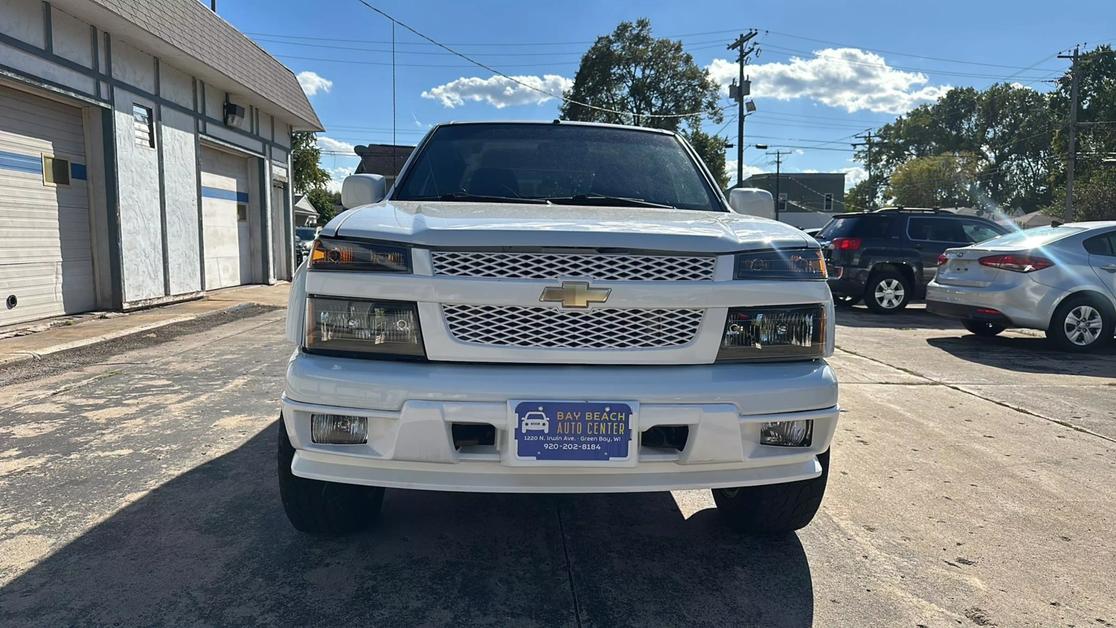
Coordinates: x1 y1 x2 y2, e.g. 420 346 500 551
717 304 826 362
735 249 827 280
309 237 411 272
305 297 424 359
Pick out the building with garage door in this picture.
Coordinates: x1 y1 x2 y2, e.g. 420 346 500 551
0 0 322 326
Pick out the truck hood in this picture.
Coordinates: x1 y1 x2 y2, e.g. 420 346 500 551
328 201 815 253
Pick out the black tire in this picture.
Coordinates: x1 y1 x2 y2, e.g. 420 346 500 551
863 269 912 314
712 449 830 534
962 319 1006 337
834 295 860 307
1045 294 1114 353
277 415 384 535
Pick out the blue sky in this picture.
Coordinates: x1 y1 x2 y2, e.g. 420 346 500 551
215 0 1114 190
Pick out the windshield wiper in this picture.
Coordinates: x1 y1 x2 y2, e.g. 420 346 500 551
543 194 675 209
406 193 550 205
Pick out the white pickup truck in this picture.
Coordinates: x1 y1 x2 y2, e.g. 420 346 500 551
279 121 838 535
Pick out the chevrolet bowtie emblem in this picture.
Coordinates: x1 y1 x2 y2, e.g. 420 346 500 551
539 281 611 309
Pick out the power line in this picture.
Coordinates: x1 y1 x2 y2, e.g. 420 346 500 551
274 53 576 69
352 0 730 121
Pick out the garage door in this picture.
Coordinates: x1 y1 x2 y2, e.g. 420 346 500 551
200 146 253 289
0 86 95 326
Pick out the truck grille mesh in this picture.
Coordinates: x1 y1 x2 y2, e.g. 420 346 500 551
430 251 716 281
442 305 704 349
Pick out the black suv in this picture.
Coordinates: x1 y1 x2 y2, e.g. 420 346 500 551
816 208 1007 313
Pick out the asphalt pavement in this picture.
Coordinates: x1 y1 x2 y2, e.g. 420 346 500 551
0 303 1112 626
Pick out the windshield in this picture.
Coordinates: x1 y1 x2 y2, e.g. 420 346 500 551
980 225 1084 249
295 227 317 240
392 123 723 211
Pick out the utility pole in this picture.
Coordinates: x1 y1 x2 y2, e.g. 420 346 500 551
728 30 759 188
766 149 792 221
1058 45 1081 222
852 130 875 211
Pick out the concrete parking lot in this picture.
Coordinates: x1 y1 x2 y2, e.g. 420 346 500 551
0 302 1112 626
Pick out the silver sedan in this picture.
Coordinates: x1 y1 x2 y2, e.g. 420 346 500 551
926 222 1116 352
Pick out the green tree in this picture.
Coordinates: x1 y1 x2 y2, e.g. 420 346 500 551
844 179 876 213
683 128 729 188
885 153 980 208
1050 45 1116 206
860 84 1055 213
559 19 724 133
307 188 341 223
291 131 330 195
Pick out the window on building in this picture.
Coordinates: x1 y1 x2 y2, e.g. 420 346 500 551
42 155 71 185
824 193 833 211
237 204 248 222
133 104 155 148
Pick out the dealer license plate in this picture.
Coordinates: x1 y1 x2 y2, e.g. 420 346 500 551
513 401 632 462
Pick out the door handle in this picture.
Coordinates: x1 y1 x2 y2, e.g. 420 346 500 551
1102 264 1116 272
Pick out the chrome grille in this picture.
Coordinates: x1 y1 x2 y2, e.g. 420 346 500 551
442 305 704 349
431 251 716 281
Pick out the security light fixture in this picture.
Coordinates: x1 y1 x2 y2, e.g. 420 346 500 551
222 100 245 127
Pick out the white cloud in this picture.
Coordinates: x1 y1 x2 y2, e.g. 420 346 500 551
325 166 354 194
840 166 868 189
725 160 769 187
421 74 573 109
297 71 333 97
708 48 951 114
316 136 354 154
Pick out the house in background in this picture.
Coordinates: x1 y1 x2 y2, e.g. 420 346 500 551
0 0 321 327
292 195 319 226
354 143 415 188
741 172 846 229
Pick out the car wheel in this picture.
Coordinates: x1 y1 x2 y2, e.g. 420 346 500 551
864 270 911 314
1046 295 1114 352
277 414 384 535
712 449 830 534
962 320 1006 337
834 295 860 307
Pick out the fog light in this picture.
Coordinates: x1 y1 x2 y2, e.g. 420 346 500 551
311 414 367 444
760 420 813 447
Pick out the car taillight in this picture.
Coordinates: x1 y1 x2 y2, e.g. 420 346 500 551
978 254 1053 273
832 237 861 251
937 254 948 266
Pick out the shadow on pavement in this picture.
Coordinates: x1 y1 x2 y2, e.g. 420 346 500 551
834 305 960 331
0 423 813 626
926 334 1116 378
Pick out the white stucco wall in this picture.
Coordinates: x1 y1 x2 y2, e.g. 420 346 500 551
160 107 200 295
160 62 192 109
110 38 155 95
0 0 44 47
113 88 164 302
50 6 92 68
0 41 95 94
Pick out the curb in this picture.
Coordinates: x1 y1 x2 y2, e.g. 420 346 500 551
0 303 258 367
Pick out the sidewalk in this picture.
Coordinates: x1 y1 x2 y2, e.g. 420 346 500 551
0 283 290 366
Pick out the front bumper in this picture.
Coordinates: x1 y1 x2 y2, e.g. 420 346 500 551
282 352 839 493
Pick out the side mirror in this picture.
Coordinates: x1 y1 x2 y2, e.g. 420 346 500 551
728 188 775 219
341 174 387 209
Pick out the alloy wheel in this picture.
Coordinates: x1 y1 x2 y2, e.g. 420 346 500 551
874 278 905 310
1064 305 1103 346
